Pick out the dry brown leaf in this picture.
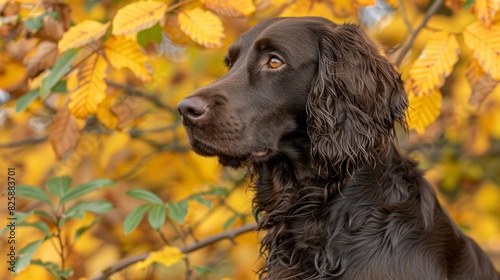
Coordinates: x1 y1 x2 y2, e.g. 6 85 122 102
23 41 58 78
35 15 64 41
49 103 81 158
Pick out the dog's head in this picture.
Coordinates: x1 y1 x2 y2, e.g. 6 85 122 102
178 17 407 176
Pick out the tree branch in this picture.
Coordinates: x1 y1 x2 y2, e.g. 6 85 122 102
90 223 257 280
394 0 444 66
105 80 175 112
0 136 48 148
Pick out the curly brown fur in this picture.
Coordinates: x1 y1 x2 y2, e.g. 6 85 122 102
178 17 499 280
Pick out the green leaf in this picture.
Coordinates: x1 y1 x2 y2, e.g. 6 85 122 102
16 239 44 272
33 209 55 224
0 211 33 235
167 201 189 224
16 89 39 112
189 195 212 208
46 176 72 198
31 260 62 280
205 187 230 196
16 185 52 207
24 11 58 32
464 0 475 8
65 201 114 220
51 80 68 93
137 22 163 47
40 49 79 99
74 218 100 241
123 204 151 235
193 265 212 275
223 215 238 230
148 204 166 231
126 189 163 204
18 221 50 236
60 178 114 204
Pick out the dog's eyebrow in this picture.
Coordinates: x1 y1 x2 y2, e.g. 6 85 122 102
227 45 240 62
254 37 275 53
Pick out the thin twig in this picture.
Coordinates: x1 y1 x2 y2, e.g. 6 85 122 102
398 0 413 33
105 80 175 112
90 223 257 280
0 136 48 148
394 0 444 66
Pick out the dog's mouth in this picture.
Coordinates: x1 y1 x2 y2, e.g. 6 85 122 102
188 135 270 167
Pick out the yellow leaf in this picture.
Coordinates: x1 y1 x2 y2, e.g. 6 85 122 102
103 37 153 82
472 0 500 27
99 132 130 169
97 94 119 129
406 89 442 134
69 54 108 118
112 1 168 35
356 0 376 6
279 0 352 20
58 20 110 53
49 103 81 158
463 21 500 80
178 8 225 48
201 0 256 17
409 31 459 96
136 246 185 269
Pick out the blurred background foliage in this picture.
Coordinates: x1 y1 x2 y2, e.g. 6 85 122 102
0 0 499 279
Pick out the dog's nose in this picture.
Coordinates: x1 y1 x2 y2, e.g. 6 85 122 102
177 96 209 122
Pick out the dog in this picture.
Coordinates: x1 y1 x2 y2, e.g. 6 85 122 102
178 17 499 280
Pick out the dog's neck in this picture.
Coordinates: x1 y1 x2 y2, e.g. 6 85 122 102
252 138 401 230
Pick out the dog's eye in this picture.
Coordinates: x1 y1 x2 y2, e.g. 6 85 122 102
268 57 284 69
223 56 231 68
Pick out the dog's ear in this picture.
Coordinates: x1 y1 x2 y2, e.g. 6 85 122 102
306 24 408 178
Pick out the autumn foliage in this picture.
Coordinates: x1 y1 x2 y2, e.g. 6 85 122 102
0 0 499 279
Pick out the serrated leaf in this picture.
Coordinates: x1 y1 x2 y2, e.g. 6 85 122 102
74 217 101 241
103 37 152 82
126 189 163 204
201 0 256 17
68 53 108 118
16 239 44 273
148 204 166 231
409 32 459 96
112 1 168 35
137 22 163 47
46 176 72 198
123 204 152 235
16 89 39 112
472 0 500 27
24 41 58 78
178 8 225 48
60 178 114 204
136 246 185 269
464 21 500 80
167 201 189 224
40 49 79 98
406 89 442 134
48 104 80 158
58 20 110 53
16 185 52 207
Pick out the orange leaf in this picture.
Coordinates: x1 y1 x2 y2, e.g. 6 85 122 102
49 103 81 158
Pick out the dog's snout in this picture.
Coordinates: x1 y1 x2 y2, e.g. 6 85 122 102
178 96 209 123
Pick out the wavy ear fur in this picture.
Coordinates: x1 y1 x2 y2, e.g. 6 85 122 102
306 24 408 178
